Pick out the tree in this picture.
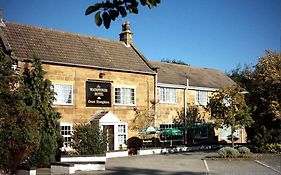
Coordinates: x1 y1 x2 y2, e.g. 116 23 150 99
207 85 253 147
22 54 62 167
249 51 281 149
85 0 160 29
161 58 190 66
228 51 281 150
0 52 39 174
173 105 206 144
130 100 157 131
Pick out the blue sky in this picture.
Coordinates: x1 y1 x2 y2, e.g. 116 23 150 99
0 0 280 72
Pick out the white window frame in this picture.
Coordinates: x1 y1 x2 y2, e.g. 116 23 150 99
159 87 177 104
53 83 73 105
60 122 73 149
114 87 136 106
117 124 127 146
195 90 208 106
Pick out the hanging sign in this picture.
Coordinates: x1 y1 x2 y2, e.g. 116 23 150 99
86 81 111 107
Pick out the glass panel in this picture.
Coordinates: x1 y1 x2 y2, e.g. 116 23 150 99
115 88 121 103
54 84 72 105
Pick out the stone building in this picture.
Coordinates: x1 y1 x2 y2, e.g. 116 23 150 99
0 21 156 150
152 61 247 144
0 19 246 150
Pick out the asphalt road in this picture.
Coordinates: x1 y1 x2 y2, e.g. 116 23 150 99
73 152 280 175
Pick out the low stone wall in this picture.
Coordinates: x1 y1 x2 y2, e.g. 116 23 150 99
106 150 128 158
15 166 36 175
51 156 106 174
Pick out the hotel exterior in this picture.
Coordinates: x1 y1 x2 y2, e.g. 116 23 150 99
0 20 246 150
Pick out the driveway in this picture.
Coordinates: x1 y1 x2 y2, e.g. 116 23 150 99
74 152 280 175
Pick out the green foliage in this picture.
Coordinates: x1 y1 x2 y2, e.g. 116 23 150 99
27 133 58 167
22 54 61 167
218 147 240 158
207 85 253 147
228 51 281 149
86 0 160 29
238 146 251 157
131 100 157 131
161 58 190 66
71 124 107 155
174 104 204 125
0 52 40 174
264 143 281 154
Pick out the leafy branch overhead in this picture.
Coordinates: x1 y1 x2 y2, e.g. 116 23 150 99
85 0 160 29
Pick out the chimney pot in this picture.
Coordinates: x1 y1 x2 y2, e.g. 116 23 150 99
119 22 133 44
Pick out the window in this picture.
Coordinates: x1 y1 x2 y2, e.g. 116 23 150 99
53 84 73 105
118 125 127 145
159 123 182 130
60 123 72 148
220 126 239 140
115 87 135 105
195 90 208 106
160 87 176 103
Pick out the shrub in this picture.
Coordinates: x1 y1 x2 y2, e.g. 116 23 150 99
71 124 107 155
218 147 240 158
238 146 251 157
264 143 281 154
27 133 58 167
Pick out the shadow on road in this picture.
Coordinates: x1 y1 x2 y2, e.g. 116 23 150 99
76 167 206 175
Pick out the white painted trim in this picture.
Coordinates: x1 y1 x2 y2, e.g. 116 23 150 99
157 83 187 89
113 86 136 106
189 86 219 91
60 156 106 163
159 87 177 104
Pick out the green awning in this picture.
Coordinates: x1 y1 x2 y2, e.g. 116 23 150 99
162 128 183 136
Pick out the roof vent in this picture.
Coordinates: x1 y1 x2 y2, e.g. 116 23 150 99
119 22 133 45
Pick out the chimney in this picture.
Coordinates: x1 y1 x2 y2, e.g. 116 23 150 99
0 9 5 27
0 9 3 19
119 22 133 44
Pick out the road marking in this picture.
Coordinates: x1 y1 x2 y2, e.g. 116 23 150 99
255 160 281 174
202 159 209 175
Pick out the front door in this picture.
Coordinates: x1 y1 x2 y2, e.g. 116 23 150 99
103 125 114 151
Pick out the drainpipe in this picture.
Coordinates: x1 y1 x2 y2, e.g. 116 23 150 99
153 70 158 128
184 79 189 145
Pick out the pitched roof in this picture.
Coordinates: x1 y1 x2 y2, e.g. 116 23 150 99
151 61 235 89
0 22 154 74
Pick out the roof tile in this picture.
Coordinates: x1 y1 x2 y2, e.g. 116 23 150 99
0 22 154 74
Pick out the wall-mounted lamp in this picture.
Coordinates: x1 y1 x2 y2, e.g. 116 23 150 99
99 71 105 78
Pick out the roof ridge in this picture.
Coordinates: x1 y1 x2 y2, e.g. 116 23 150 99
4 21 123 44
151 60 224 73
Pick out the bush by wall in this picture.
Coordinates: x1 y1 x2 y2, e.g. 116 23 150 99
71 124 107 155
238 146 251 157
218 147 240 158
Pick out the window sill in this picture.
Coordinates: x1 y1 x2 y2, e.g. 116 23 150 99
159 102 177 105
114 104 136 107
53 103 73 106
